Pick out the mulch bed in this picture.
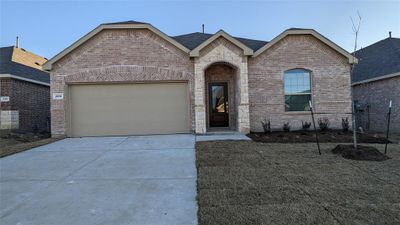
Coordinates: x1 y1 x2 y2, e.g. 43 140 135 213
248 130 390 143
332 144 390 161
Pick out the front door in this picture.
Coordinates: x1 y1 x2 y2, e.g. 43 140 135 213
209 82 229 127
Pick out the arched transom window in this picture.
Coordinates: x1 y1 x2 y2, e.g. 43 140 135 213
284 69 311 111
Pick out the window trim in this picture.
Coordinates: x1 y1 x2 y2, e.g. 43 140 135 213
283 69 313 112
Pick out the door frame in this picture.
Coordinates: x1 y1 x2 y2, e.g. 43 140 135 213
208 82 229 128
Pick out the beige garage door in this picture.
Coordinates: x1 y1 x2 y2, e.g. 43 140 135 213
68 83 189 137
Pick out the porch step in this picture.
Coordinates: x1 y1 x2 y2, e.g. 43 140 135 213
196 132 251 141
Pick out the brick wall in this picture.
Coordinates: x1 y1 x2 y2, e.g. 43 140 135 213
353 76 400 132
0 78 50 132
50 29 194 136
50 29 353 136
248 34 352 132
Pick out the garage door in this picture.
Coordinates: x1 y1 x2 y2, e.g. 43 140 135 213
68 83 189 137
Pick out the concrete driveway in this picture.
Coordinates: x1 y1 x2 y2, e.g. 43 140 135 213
0 134 197 225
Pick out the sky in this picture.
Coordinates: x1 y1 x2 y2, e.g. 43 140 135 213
1 0 399 59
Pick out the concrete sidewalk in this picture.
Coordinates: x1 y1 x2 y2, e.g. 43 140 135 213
0 134 197 225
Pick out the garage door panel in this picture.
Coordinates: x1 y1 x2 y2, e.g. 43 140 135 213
69 83 189 137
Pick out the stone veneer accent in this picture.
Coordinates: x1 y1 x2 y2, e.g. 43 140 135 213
248 35 352 131
194 37 250 133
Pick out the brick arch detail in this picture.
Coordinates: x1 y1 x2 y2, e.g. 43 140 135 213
193 38 250 133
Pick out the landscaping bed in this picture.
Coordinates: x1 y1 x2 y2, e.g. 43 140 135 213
0 133 61 157
248 130 389 143
196 141 400 225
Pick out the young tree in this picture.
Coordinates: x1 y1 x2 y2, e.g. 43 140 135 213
350 11 362 149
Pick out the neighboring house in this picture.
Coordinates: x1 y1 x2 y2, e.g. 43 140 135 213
43 21 357 137
0 46 50 133
352 35 400 132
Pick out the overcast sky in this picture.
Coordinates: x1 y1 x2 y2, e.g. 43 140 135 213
1 0 399 58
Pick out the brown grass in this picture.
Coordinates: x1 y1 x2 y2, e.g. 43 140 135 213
0 138 63 158
196 141 400 225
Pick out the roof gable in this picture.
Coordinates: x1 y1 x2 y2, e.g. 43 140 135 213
171 32 267 51
43 22 191 70
253 29 357 64
189 30 254 57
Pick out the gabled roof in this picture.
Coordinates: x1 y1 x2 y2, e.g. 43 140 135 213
44 21 356 70
352 37 400 84
188 30 254 57
253 28 358 64
171 32 267 51
0 46 49 85
43 21 191 70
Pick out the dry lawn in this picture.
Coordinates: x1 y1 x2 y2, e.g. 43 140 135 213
0 138 62 158
196 141 400 225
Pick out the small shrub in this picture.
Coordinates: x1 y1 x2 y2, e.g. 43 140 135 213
318 118 330 131
342 117 349 132
301 121 311 130
260 119 271 134
283 122 291 132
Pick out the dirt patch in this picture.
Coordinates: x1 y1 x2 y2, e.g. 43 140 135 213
0 132 61 158
0 138 62 158
331 144 390 161
248 130 389 143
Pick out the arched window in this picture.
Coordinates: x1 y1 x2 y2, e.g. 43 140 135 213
284 69 311 111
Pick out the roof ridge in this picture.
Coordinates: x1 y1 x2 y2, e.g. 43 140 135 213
354 37 396 54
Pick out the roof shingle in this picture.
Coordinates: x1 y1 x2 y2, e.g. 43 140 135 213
0 46 50 84
352 37 400 83
171 32 268 51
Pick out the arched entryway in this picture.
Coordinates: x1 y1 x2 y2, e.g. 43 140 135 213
205 63 238 131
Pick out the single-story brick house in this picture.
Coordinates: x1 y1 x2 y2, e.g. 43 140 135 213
353 34 399 132
0 46 50 133
43 20 357 137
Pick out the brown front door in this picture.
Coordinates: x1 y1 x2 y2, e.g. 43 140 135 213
209 82 229 127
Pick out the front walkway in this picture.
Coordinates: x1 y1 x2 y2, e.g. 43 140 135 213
0 134 197 225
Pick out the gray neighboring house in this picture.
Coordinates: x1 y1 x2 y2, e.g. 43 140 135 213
353 35 400 132
0 46 50 133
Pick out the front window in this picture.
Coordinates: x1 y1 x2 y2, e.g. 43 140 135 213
284 69 311 111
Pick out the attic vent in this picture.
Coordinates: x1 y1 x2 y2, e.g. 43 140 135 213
35 62 41 66
21 48 26 51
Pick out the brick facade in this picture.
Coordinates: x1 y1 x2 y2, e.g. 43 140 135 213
50 29 194 136
49 28 352 136
0 78 50 132
248 35 352 131
353 76 400 132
